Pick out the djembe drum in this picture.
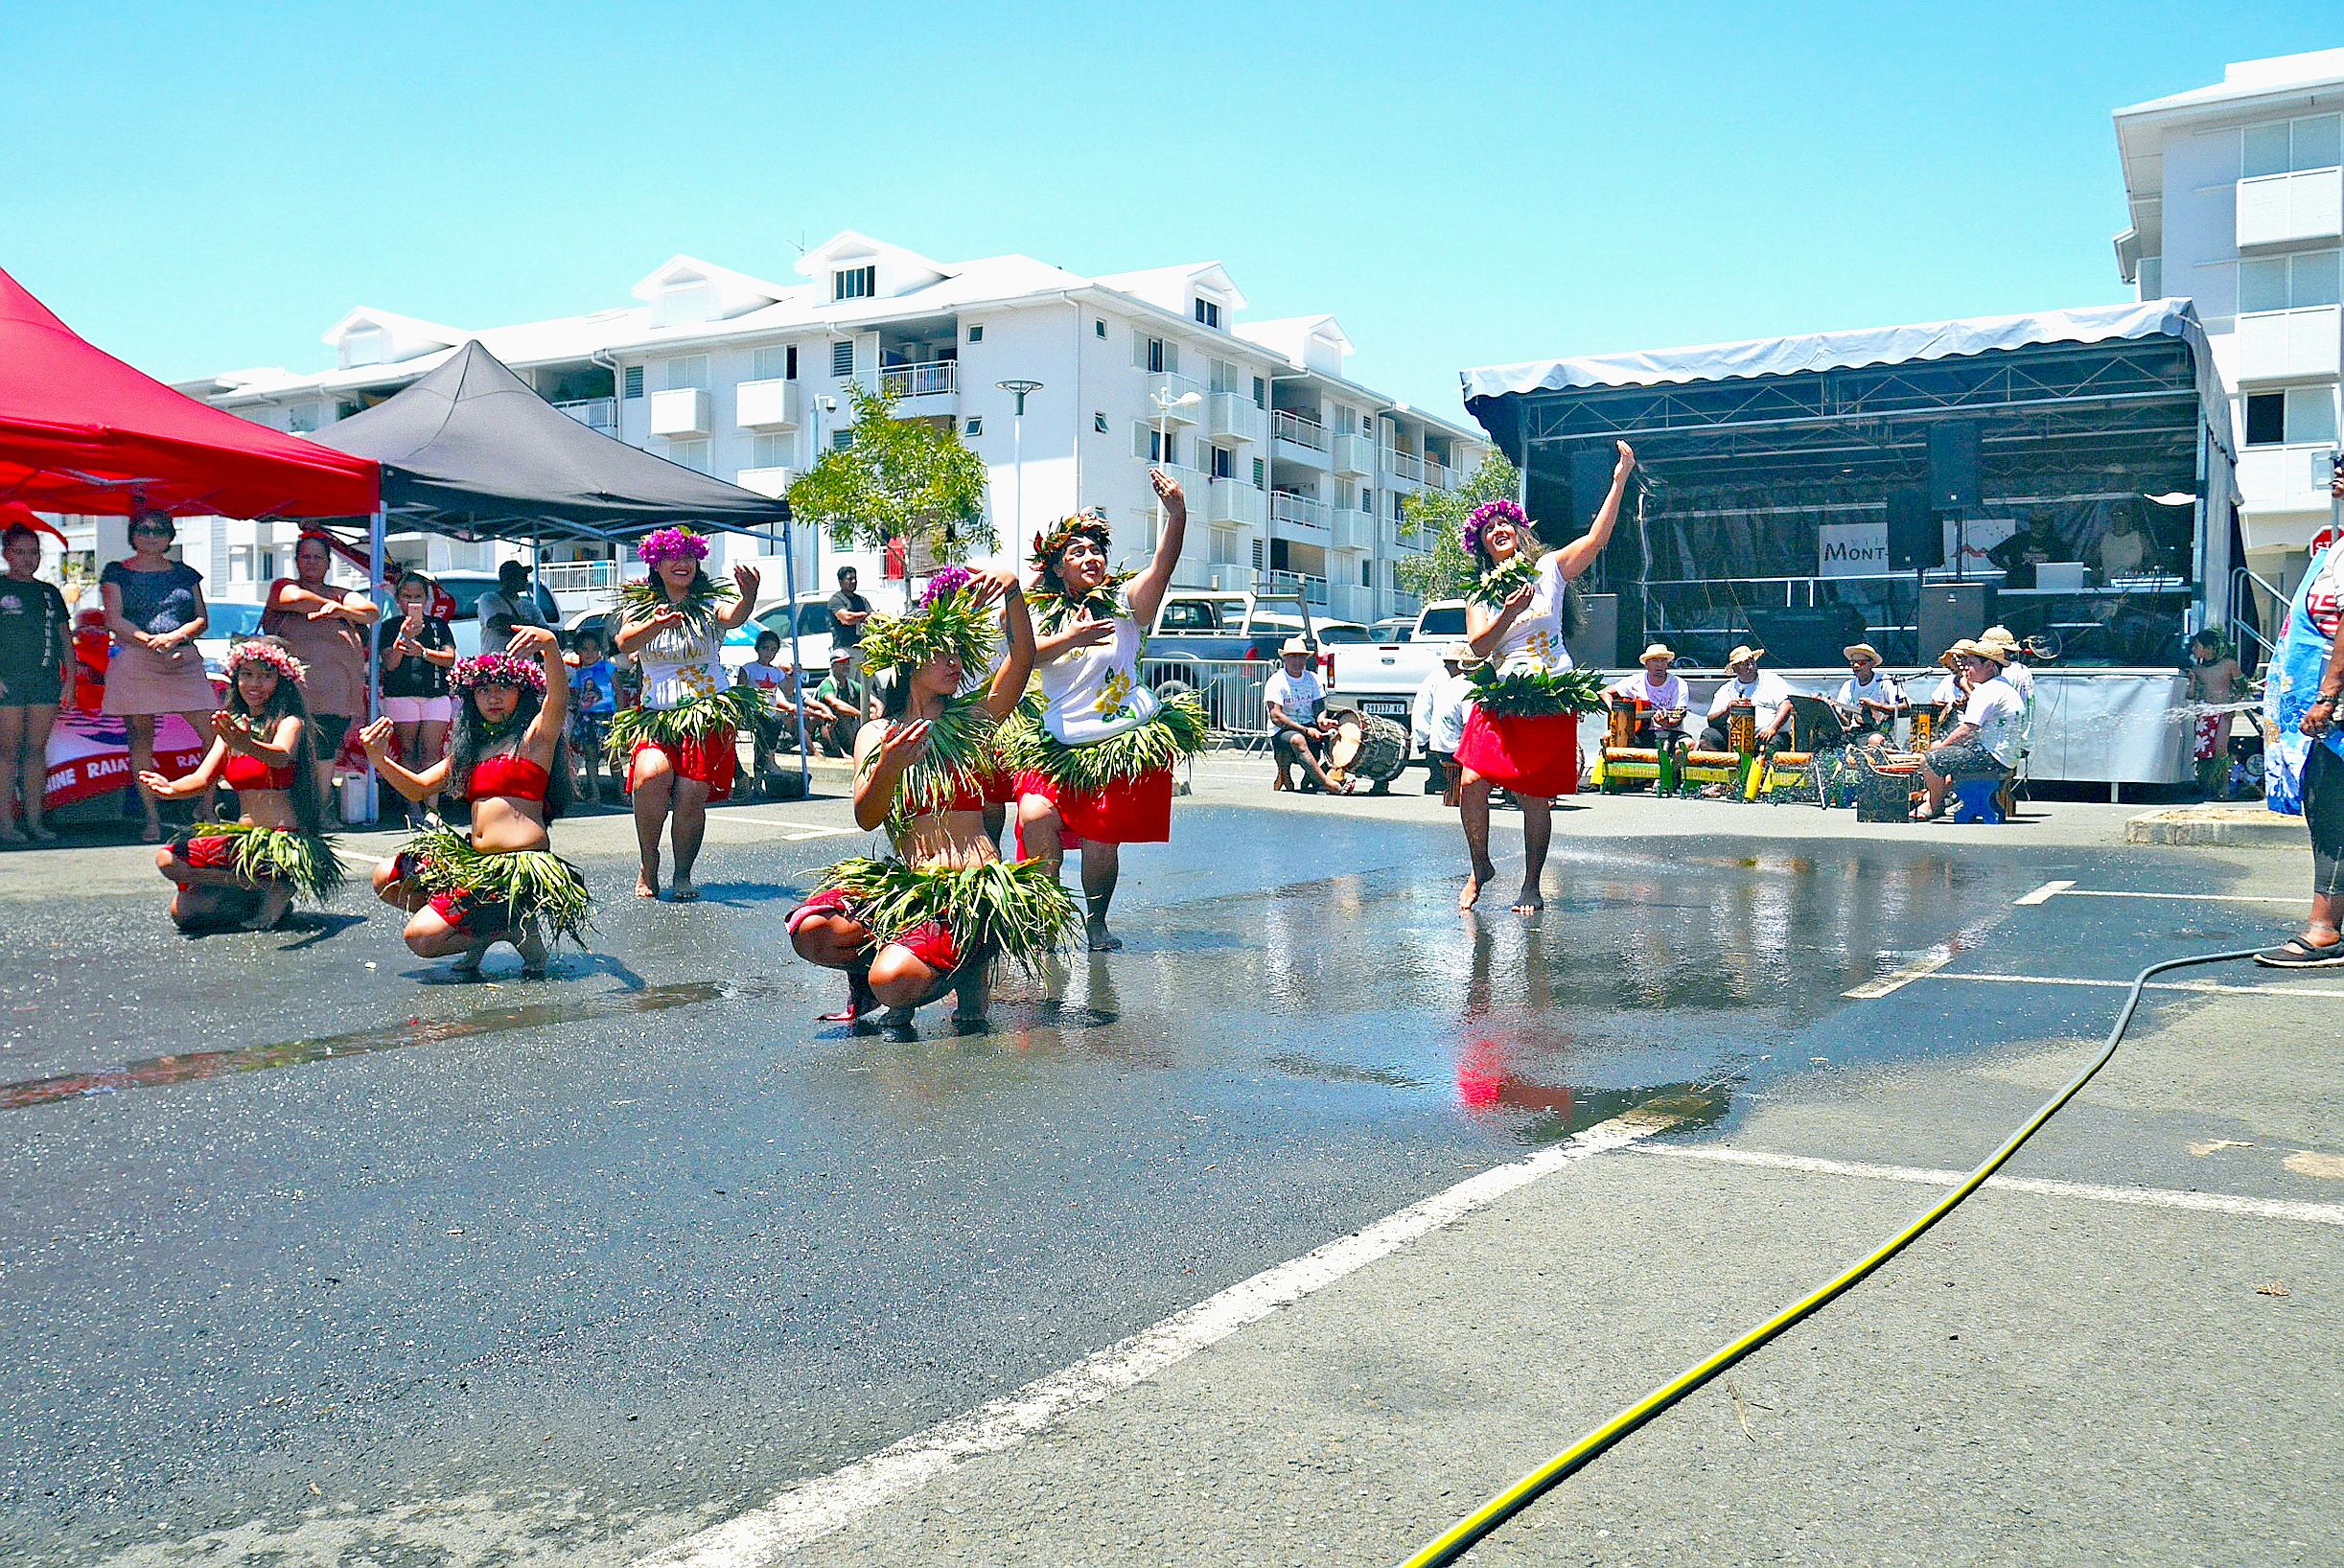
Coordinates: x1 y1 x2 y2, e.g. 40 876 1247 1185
1910 709 1936 749
1605 698 1646 750
1726 702 1758 755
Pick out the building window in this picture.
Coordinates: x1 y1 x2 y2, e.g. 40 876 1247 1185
753 345 798 380
1360 488 1375 514
667 439 710 473
832 427 855 450
1252 376 1267 408
663 355 709 392
1252 457 1265 489
2243 113 2343 179
963 417 984 437
2239 249 2341 313
967 324 984 343
1393 492 1405 520
1194 297 1221 329
831 339 856 377
1135 426 1179 465
1137 333 1178 375
1360 562 1373 587
1095 319 1107 338
1094 412 1109 434
751 432 792 468
1210 446 1234 480
1251 539 1265 571
833 265 876 301
2244 388 2338 447
621 366 645 400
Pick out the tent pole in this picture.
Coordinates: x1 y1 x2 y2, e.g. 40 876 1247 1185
782 518 810 795
364 503 385 825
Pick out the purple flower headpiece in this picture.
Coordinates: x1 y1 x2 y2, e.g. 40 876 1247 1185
450 652 547 696
637 527 709 566
225 639 305 684
918 565 977 607
1461 499 1527 558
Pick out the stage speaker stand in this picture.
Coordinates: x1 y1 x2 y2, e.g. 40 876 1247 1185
1917 582 1995 660
1928 423 1981 513
1567 592 1619 671
1886 483 1939 571
1747 606 1867 668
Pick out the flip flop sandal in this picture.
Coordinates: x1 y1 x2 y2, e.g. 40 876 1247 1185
2254 936 2344 968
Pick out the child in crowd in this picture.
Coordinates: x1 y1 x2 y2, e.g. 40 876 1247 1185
568 631 617 804
733 631 803 788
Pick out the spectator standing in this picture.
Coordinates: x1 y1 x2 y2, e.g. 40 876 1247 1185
476 560 546 642
2257 468 2344 967
264 531 379 815
376 573 457 821
1412 644 1479 804
0 520 72 842
568 631 618 805
101 509 220 842
826 565 871 700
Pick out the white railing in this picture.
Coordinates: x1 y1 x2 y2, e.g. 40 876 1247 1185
1272 410 1329 451
2234 305 2342 382
1149 371 1207 422
1206 476 1267 527
536 559 623 594
1423 457 1453 490
1270 491 1331 533
1331 584 1374 621
1267 568 1330 607
1332 513 1376 551
2236 166 2343 249
879 358 959 399
1381 447 1424 482
1208 390 1265 444
1330 432 1374 474
554 398 617 431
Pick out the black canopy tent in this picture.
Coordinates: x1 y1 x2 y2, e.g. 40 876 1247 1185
306 340 808 816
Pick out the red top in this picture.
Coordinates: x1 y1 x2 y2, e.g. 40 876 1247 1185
466 753 549 804
222 752 296 793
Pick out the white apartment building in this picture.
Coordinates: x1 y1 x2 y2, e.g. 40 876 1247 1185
163 231 1483 625
2115 48 2344 584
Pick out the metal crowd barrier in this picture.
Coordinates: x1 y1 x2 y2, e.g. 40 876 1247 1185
1140 655 1275 751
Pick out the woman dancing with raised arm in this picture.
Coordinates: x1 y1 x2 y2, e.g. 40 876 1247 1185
141 637 344 932
362 627 586 978
1455 440 1635 914
609 528 762 902
1007 470 1210 952
789 567 1078 1031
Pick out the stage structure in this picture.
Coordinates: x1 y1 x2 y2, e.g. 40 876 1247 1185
1460 303 2242 788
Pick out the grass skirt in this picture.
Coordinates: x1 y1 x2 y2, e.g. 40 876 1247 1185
999 689 1210 795
395 825 592 942
175 821 345 902
605 686 764 763
819 854 1079 976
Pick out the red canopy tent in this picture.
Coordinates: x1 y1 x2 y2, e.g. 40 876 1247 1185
0 265 379 519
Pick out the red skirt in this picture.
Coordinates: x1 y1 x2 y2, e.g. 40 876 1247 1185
1011 766 1173 846
627 731 737 802
1457 709 1580 798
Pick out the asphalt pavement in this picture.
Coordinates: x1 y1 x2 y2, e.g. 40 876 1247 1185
1 765 2336 1566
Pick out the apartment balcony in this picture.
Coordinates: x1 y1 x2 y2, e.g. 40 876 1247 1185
1208 390 1265 445
1155 462 1208 511
1267 568 1330 608
1329 431 1374 476
2238 444 2339 512
2237 167 2344 249
1269 490 1332 540
1331 512 1377 551
1271 409 1330 457
2233 306 2342 382
1423 455 1454 490
734 466 797 498
553 397 617 433
879 358 959 403
1330 584 1375 622
1205 476 1266 528
648 386 713 438
1381 447 1424 485
735 377 803 430
1147 371 1206 424
1208 564 1257 591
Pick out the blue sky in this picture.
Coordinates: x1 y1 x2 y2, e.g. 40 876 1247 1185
5 3 2334 420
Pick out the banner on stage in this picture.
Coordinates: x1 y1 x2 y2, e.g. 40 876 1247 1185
1819 521 1888 577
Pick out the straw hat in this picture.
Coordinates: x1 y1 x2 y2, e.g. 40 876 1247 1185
1728 644 1766 665
1639 642 1677 663
1977 626 2022 658
1441 642 1480 667
1279 635 1311 656
1843 642 1881 663
1951 638 2006 667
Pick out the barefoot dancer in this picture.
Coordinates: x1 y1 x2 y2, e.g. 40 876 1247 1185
1455 441 1635 914
609 529 761 901
789 569 1077 1028
363 629 588 978
142 637 344 933
1010 472 1210 952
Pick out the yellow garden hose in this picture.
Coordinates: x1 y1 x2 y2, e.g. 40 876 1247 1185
1399 945 2266 1567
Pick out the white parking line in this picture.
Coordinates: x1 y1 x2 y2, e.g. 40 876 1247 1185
1636 1144 2344 1228
2013 879 2075 905
1843 948 1956 1000
629 1096 1697 1567
2029 887 2298 905
706 817 861 840
1916 971 2344 1001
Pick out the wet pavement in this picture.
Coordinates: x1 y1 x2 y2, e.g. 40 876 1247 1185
0 786 2325 1564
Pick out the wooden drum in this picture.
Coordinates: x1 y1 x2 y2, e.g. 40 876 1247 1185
1726 703 1758 756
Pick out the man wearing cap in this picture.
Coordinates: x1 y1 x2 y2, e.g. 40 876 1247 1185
1834 642 1906 745
1265 636 1351 794
1699 645 1794 752
1606 643 1696 755
1916 640 2026 819
1412 643 1479 803
810 647 865 756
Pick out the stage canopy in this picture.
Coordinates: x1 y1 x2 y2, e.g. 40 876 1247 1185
307 339 790 542
1457 300 2240 671
0 265 381 519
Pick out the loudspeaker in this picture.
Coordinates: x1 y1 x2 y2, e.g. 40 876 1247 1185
1567 447 1614 519
1916 582 1996 660
1927 423 1981 512
1886 484 1939 571
1567 592 1618 672
1747 606 1867 668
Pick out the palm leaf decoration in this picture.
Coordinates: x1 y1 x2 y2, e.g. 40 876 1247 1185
999 689 1212 794
858 590 1001 681
401 826 592 941
1468 554 1542 611
1028 577 1134 636
605 685 768 766
820 854 1079 976
615 572 737 634
861 693 1003 828
1465 662 1606 718
189 821 346 902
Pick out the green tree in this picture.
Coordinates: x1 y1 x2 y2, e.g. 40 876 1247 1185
1394 451 1520 602
784 381 991 595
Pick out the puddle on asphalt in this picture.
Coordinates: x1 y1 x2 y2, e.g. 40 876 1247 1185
0 980 754 1111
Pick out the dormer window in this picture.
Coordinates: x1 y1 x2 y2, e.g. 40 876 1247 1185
833 265 877 302
341 326 389 368
1193 297 1222 330
656 277 717 326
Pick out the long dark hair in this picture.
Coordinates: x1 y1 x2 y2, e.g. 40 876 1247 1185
226 638 327 838
450 684 573 819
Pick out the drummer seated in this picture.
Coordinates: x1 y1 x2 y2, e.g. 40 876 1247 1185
1698 645 1795 752
1834 642 1907 748
1607 643 1696 756
1265 637 1354 795
1917 641 2024 820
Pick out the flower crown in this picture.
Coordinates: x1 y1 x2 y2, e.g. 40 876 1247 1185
638 527 710 566
1031 511 1111 572
225 639 305 684
1461 498 1527 558
450 652 547 696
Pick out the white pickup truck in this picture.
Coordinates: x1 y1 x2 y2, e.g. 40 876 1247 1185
1324 599 1470 726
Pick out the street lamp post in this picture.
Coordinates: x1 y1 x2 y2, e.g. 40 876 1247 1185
1150 386 1204 555
996 379 1043 553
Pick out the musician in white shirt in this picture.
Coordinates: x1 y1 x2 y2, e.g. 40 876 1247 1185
1699 645 1794 750
1412 644 1479 803
1918 640 2026 819
1834 641 1906 744
1265 637 1351 795
1606 643 1696 752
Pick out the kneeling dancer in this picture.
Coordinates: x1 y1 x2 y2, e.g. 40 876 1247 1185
1455 441 1634 913
364 627 587 976
790 568 1077 1027
609 527 763 901
142 635 344 931
1008 471 1209 951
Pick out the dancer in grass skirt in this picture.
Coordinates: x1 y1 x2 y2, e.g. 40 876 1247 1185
610 527 762 902
789 566 1078 1030
1454 441 1634 914
1005 470 1209 952
140 636 345 932
362 627 585 977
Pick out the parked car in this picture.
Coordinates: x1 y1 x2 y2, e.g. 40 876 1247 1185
566 596 837 678
1370 615 1417 644
1324 599 1471 725
194 599 268 680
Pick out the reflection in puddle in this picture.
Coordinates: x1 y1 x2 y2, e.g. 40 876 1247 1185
0 980 748 1111
1265 1053 1430 1091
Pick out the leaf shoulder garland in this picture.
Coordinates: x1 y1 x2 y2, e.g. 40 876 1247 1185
857 692 1004 830
615 573 737 635
1027 575 1135 638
